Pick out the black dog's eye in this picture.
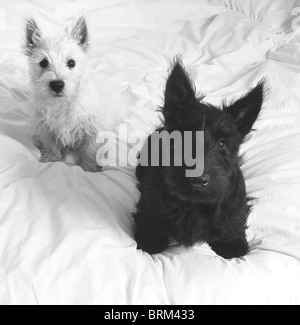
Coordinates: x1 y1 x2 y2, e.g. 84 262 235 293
67 59 76 69
40 59 49 68
218 140 227 149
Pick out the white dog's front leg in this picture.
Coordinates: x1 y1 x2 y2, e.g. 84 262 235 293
78 136 102 172
36 134 65 163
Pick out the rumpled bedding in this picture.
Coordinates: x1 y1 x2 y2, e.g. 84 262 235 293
0 0 300 305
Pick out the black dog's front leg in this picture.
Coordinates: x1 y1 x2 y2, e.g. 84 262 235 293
209 237 249 259
134 219 169 255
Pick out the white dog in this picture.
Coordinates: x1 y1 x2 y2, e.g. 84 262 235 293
25 17 120 172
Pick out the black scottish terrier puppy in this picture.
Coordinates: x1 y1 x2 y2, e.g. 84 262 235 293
133 60 264 259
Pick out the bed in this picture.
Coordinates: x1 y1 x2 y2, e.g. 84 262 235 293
0 0 300 305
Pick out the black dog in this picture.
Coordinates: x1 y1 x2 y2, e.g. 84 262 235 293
133 60 264 259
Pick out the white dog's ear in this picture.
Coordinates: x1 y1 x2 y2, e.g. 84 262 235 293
25 19 41 56
70 16 89 51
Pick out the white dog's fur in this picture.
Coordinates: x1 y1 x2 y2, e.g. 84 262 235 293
25 17 119 172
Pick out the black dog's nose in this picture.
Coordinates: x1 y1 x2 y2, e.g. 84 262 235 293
49 80 65 93
199 173 210 187
190 173 211 188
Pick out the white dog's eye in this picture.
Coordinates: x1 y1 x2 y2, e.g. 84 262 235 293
40 59 49 68
67 59 76 69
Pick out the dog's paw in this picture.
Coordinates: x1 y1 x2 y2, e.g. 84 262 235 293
134 229 169 255
210 238 249 259
80 161 102 173
40 153 62 163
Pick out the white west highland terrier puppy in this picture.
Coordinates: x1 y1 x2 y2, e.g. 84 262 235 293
25 17 121 172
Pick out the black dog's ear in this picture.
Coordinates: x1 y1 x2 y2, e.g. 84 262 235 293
25 19 41 56
224 81 265 138
70 16 89 51
163 60 198 124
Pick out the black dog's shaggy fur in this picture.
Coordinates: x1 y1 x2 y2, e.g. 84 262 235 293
133 60 264 259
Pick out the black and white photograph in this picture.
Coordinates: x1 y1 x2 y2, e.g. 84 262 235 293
0 0 299 306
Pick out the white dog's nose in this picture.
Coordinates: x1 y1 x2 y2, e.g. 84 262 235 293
49 80 65 93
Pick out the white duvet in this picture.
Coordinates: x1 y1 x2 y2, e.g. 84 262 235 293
0 0 300 305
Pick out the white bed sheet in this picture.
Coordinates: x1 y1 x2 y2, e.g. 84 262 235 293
0 0 300 305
